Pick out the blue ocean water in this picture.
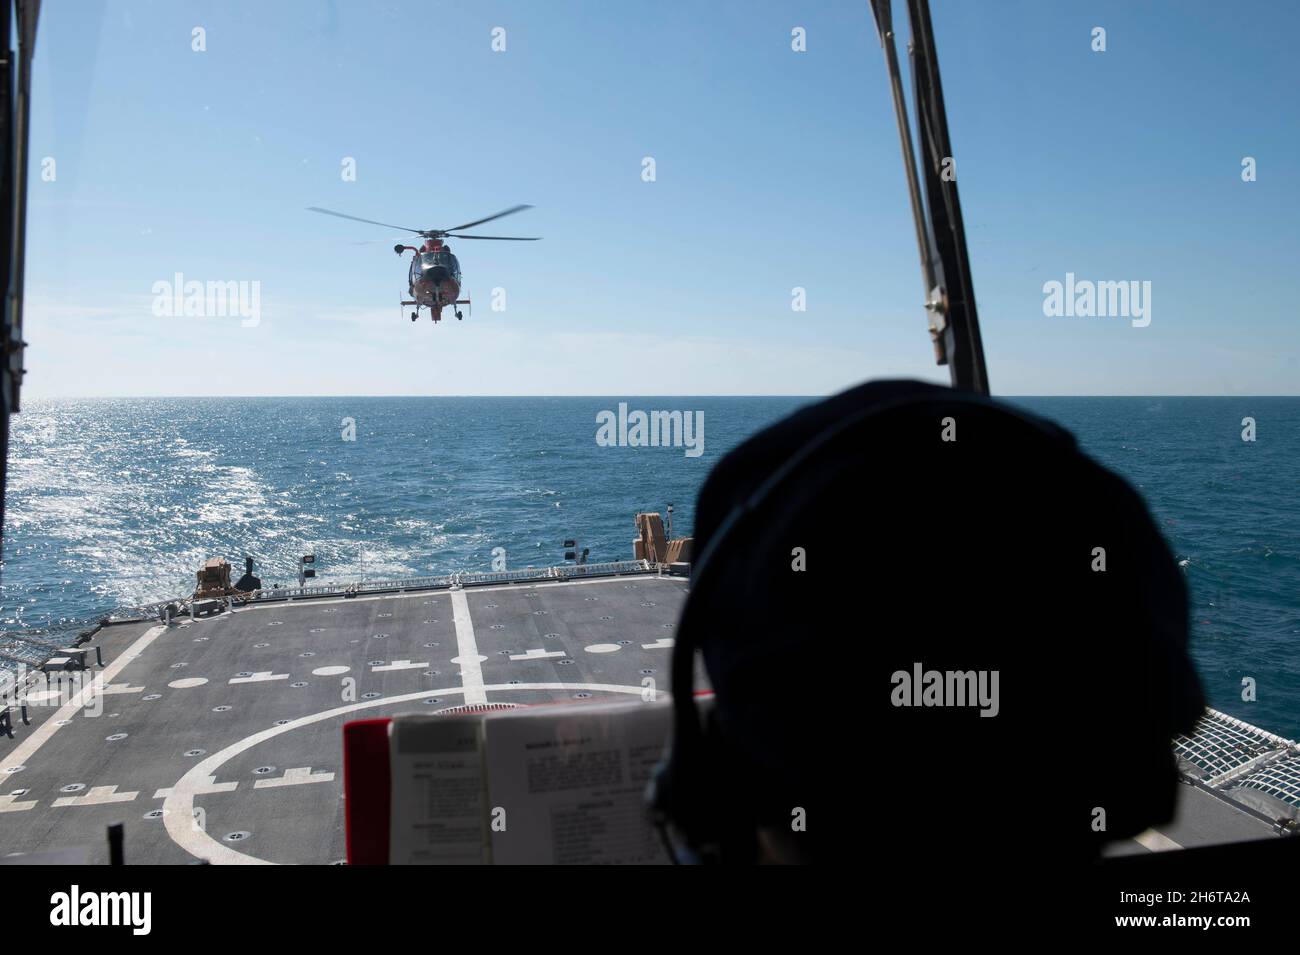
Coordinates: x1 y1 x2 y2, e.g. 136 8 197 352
2 396 1298 737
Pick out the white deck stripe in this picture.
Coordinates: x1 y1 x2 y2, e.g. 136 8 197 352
0 625 165 777
229 672 288 684
1134 828 1182 852
52 784 138 807
0 794 37 812
253 767 335 790
154 776 238 799
509 649 566 661
450 590 487 706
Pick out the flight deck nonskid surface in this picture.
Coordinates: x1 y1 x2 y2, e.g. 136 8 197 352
0 568 1283 864
0 573 688 864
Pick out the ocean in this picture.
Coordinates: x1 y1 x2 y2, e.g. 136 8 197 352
3 395 1298 738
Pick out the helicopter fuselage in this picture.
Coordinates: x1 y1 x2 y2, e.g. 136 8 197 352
409 248 462 313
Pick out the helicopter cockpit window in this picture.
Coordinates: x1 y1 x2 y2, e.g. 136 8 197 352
420 251 459 272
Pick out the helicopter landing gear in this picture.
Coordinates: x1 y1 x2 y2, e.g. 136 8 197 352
410 311 418 321
455 310 463 320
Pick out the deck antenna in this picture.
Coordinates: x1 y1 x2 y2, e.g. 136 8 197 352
867 0 989 395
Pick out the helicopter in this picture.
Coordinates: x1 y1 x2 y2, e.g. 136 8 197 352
307 204 539 322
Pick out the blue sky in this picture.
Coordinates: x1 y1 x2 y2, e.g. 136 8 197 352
22 0 1300 397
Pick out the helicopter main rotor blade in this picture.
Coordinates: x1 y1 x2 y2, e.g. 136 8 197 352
445 233 541 241
307 206 425 234
350 236 411 246
443 204 533 233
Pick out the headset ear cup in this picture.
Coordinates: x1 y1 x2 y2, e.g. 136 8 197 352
645 739 678 833
701 705 761 863
647 564 705 859
653 531 767 863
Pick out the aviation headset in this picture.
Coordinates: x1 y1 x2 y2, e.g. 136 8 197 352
647 386 1075 864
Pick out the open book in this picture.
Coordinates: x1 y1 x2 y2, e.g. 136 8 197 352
388 698 672 864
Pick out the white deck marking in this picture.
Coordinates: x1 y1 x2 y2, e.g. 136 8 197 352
509 649 566 661
1134 828 1182 852
168 677 209 689
311 665 350 676
0 793 37 812
153 776 237 799
52 785 138 807
450 590 487 706
162 681 668 865
584 643 620 653
641 638 674 650
228 672 289 684
371 660 428 672
100 683 145 695
253 767 335 790
0 625 165 777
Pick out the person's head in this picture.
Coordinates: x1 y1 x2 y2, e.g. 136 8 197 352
657 381 1202 868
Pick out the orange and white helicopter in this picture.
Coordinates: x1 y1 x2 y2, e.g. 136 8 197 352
307 204 539 322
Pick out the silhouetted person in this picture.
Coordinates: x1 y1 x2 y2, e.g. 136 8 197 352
654 380 1204 891
233 556 261 593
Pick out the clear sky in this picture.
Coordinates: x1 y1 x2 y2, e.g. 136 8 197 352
21 0 1300 397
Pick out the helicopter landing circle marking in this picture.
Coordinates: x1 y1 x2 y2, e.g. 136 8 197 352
161 682 664 865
